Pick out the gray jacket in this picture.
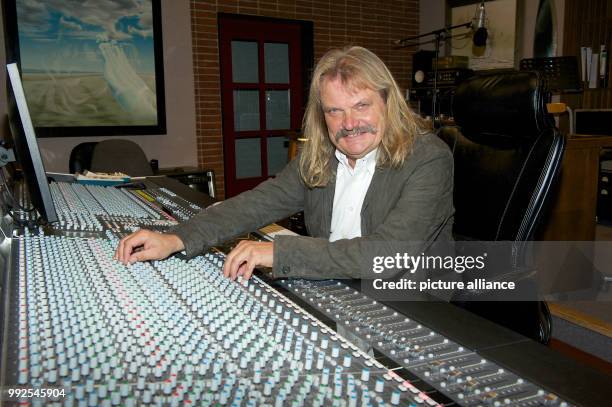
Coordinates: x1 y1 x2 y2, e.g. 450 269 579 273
172 133 454 279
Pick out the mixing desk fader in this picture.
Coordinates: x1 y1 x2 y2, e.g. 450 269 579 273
3 230 442 406
278 280 571 407
17 181 199 234
48 182 174 234
140 187 203 221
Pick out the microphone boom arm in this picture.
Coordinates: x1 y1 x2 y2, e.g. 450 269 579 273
395 21 472 46
396 2 486 128
396 21 473 129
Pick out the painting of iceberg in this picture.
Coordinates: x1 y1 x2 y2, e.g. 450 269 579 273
14 0 163 128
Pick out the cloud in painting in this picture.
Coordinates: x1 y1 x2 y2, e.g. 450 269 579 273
59 17 83 32
15 0 50 34
17 0 153 42
128 26 152 38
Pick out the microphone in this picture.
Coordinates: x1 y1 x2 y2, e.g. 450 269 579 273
472 2 488 47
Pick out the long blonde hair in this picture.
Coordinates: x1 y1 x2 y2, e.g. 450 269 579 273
299 46 425 188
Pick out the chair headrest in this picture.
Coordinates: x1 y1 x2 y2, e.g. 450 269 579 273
452 71 554 142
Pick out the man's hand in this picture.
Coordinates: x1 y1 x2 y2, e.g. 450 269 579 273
223 241 273 281
114 229 185 265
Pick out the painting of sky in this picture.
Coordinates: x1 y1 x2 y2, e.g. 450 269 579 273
16 0 160 127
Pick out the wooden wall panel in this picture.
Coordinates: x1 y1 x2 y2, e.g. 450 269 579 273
562 0 612 110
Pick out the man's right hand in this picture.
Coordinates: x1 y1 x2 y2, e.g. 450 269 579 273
114 229 185 265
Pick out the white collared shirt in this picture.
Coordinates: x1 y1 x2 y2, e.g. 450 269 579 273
329 148 378 242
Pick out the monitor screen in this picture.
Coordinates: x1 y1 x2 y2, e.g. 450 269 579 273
574 109 612 136
6 63 58 224
2 0 166 137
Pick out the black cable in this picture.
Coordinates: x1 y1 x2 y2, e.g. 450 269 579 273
0 168 35 212
0 167 43 229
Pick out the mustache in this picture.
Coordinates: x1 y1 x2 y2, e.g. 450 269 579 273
334 125 378 142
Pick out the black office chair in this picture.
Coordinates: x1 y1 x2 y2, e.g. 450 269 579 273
90 139 154 176
438 71 566 344
69 142 98 174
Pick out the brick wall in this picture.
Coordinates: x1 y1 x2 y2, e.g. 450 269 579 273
190 0 420 198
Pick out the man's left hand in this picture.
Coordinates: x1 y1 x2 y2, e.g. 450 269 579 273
223 241 274 281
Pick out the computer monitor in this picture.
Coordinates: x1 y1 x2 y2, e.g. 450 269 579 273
6 63 58 224
574 109 612 136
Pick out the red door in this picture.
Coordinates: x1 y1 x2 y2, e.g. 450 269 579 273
219 15 304 197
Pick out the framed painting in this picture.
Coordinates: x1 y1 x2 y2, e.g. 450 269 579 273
3 0 166 136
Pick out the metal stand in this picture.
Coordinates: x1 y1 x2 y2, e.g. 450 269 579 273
397 22 471 129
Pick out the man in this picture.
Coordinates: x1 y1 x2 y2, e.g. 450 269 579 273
115 46 454 281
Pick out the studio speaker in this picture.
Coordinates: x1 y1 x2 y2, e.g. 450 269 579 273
412 50 435 88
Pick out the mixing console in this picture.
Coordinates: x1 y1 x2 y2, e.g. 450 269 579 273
5 231 440 406
14 181 203 233
1 180 595 406
279 280 570 407
49 183 171 233
142 187 202 222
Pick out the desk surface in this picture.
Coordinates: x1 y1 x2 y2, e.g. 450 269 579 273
567 134 612 148
549 302 612 338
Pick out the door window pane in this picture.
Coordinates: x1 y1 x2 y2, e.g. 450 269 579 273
267 137 289 176
264 43 289 83
265 90 290 130
234 90 260 131
232 41 258 83
235 139 262 179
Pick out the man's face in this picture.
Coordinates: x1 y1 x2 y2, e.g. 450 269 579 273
320 77 385 166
